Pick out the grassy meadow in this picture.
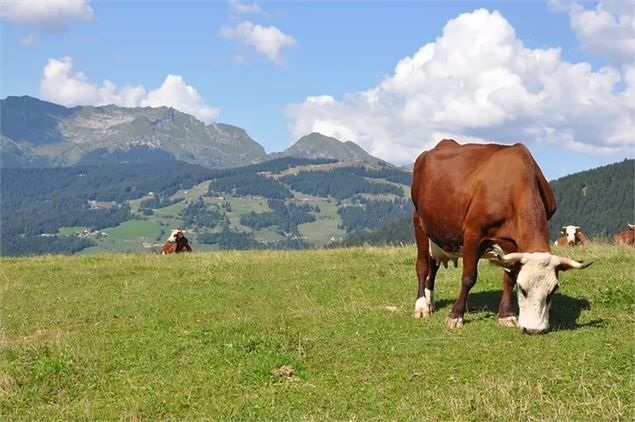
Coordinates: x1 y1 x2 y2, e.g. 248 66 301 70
1 244 633 420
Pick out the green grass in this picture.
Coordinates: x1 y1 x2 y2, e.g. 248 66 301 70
152 201 187 217
1 244 632 420
103 219 163 240
85 219 165 253
298 199 345 246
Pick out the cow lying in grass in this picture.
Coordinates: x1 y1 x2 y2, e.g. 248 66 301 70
160 229 192 254
612 224 635 246
554 225 588 246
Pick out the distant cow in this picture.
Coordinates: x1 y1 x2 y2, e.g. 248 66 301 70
554 226 588 246
160 229 192 254
612 224 635 246
411 139 592 335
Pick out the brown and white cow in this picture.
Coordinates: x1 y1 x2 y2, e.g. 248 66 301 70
554 226 588 246
611 224 635 246
411 139 592 334
160 229 192 254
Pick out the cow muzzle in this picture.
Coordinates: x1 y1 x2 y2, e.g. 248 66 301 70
521 326 548 335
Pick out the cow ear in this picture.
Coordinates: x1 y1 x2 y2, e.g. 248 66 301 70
555 256 593 272
560 227 566 233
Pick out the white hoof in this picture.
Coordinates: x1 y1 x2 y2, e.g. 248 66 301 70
413 293 435 319
446 317 464 328
498 316 518 328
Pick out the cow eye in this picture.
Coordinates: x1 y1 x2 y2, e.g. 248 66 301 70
546 285 559 304
519 287 528 298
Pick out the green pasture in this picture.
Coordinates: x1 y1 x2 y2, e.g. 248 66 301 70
298 199 345 246
152 201 188 217
102 219 163 240
1 244 632 420
83 219 165 253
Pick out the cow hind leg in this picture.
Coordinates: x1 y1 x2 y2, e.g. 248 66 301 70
413 214 436 318
498 270 518 327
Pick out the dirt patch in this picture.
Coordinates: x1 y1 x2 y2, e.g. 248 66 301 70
272 365 295 379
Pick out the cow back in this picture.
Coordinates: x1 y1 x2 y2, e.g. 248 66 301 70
411 140 555 252
612 229 635 246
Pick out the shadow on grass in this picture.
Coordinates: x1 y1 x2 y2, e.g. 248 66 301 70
434 290 597 331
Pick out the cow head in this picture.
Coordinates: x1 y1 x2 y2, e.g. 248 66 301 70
560 225 583 245
167 229 183 242
492 245 592 334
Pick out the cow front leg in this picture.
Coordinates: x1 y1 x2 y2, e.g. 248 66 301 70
447 240 479 328
498 270 518 327
415 258 439 318
413 214 436 318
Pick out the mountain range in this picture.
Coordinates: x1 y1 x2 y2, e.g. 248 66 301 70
0 96 382 168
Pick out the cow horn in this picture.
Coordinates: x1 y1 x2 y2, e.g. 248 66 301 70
492 244 524 266
556 256 593 271
628 223 635 229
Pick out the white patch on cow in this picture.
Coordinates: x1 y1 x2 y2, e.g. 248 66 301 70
414 288 436 318
414 296 429 318
563 225 578 244
515 252 560 333
166 229 180 242
425 288 434 310
498 315 518 328
429 240 500 268
446 317 464 328
429 240 461 268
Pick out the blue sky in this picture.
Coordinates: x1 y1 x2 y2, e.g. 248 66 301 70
1 0 633 179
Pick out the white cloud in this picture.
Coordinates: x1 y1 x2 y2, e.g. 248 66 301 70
550 0 635 65
141 75 220 122
229 0 265 16
39 57 220 122
18 33 35 47
0 0 93 32
219 21 296 65
286 9 634 164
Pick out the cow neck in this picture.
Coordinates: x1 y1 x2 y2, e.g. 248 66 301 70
515 205 551 253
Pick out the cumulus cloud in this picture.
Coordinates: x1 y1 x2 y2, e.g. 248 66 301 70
39 57 220 122
0 0 93 32
140 75 220 122
229 0 265 16
219 21 296 65
286 9 634 164
550 0 635 65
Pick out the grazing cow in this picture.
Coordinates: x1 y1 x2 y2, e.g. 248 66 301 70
554 226 588 246
611 224 635 246
160 229 192 254
411 139 592 334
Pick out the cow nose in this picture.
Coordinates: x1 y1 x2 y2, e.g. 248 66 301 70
522 327 548 335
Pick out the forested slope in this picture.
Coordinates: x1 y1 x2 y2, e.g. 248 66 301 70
549 159 633 239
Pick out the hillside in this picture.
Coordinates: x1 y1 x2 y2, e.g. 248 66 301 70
1 245 632 420
269 132 383 164
2 156 631 256
549 159 634 239
0 158 413 256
